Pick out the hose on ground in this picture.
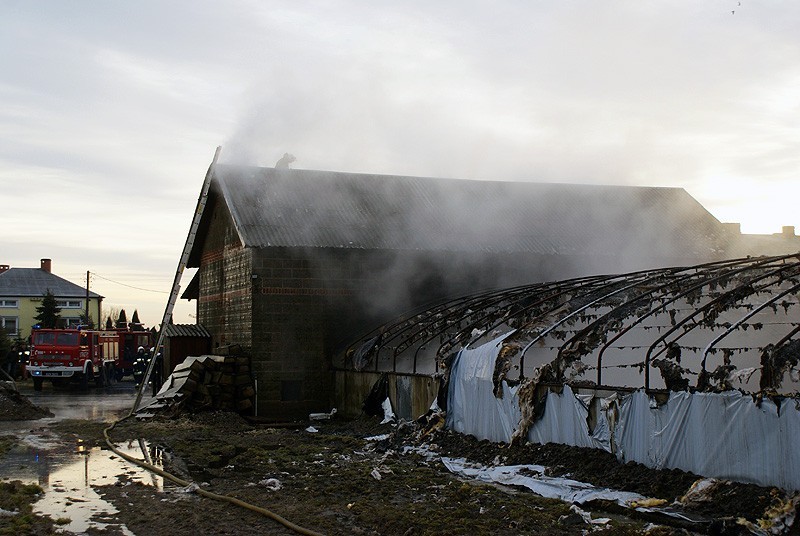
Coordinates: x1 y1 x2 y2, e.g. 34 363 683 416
103 417 324 536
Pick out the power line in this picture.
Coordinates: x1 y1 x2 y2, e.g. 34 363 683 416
91 272 169 294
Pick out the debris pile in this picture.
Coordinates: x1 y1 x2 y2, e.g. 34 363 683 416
137 355 254 419
0 382 52 421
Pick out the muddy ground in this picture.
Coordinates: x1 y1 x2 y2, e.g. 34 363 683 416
1 388 798 536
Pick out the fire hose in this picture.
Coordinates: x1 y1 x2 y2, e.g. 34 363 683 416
103 417 324 536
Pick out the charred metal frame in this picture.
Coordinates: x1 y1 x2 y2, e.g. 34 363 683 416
340 254 800 394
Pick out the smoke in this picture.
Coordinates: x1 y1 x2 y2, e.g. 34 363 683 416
209 1 799 333
215 163 724 347
215 1 800 237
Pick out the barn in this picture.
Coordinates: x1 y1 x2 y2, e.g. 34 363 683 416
181 157 730 420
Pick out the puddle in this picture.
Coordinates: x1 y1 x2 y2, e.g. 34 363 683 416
0 381 164 533
1 435 168 534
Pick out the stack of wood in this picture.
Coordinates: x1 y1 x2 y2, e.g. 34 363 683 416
137 354 254 419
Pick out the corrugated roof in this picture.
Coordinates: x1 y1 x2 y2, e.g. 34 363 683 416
0 268 103 298
163 323 211 338
189 165 725 262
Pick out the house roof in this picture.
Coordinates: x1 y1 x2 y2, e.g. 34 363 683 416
188 164 725 265
0 268 103 299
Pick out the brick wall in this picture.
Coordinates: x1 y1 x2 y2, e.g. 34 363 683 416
197 198 253 350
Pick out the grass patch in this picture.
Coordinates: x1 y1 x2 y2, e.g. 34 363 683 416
0 480 57 535
0 436 16 458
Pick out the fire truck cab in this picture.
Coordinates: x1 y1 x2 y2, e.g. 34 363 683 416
28 328 114 391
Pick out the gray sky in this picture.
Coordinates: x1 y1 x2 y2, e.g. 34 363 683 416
2 1 798 326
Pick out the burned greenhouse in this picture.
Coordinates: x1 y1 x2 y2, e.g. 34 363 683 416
343 253 800 490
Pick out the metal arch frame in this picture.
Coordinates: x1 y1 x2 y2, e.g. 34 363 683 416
343 287 501 369
457 275 610 351
643 259 800 389
593 256 783 386
700 280 800 373
428 276 611 375
384 282 550 372
515 269 663 374
337 253 800 395
553 266 697 381
434 275 611 371
395 283 551 371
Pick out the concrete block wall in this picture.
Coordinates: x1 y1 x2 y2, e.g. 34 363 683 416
251 248 336 418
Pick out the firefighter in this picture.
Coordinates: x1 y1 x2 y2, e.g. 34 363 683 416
151 347 163 396
133 346 148 388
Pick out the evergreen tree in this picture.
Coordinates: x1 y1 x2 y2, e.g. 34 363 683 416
106 317 113 329
131 309 142 329
0 328 12 367
116 309 128 329
34 290 61 329
79 311 95 329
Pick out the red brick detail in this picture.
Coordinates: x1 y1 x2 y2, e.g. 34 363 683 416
259 287 353 296
199 288 250 303
201 250 224 264
201 246 243 265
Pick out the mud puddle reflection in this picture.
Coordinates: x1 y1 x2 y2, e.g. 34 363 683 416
1 433 167 534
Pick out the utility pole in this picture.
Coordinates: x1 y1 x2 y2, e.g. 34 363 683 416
85 271 90 327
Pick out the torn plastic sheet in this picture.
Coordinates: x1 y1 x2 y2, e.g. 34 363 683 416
616 390 800 490
380 397 395 425
446 335 800 491
364 433 391 442
447 337 614 450
446 334 522 443
406 447 705 525
441 457 645 506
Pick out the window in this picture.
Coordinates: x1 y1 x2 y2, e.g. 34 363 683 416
34 332 55 345
0 316 18 336
0 299 18 308
55 332 79 346
56 300 83 309
65 318 82 328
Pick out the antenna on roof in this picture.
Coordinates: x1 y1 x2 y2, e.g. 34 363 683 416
275 153 296 169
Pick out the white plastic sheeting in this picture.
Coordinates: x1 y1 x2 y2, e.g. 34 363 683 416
447 338 800 491
440 457 645 506
447 333 521 443
447 336 612 450
617 390 800 491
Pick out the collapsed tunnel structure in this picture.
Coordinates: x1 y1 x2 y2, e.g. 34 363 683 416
343 253 800 394
340 254 800 490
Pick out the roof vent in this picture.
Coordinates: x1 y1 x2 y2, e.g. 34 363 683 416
41 258 52 273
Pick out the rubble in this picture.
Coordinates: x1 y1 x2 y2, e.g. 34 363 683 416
0 382 53 421
136 354 254 419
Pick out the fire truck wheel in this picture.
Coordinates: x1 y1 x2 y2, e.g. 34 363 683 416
33 377 43 391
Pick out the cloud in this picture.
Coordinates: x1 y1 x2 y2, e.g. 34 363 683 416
2 0 799 328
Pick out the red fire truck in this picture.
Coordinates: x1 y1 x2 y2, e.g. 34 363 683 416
28 328 114 391
96 328 152 381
